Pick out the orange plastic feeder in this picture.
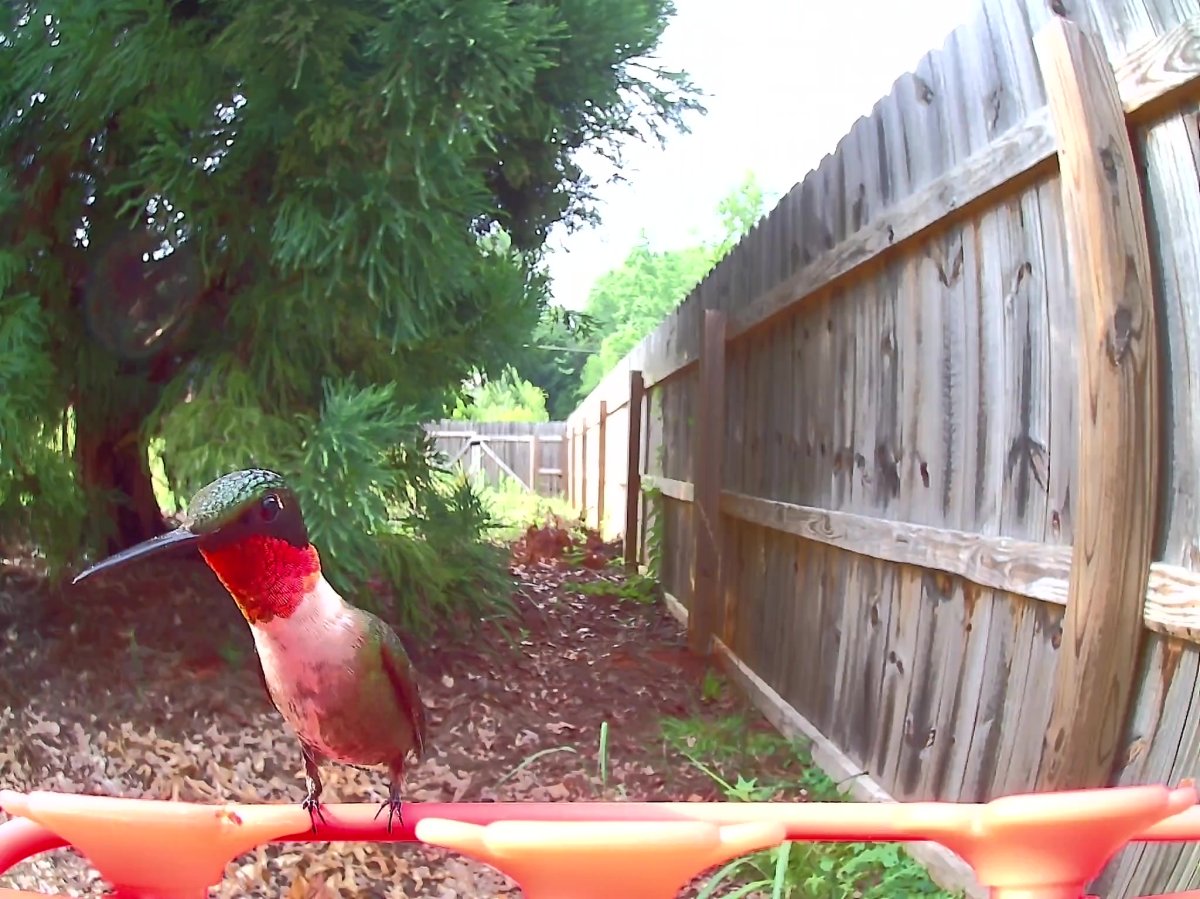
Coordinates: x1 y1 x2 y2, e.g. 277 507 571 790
2 784 1200 897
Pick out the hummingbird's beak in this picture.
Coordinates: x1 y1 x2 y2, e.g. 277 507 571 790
72 525 200 585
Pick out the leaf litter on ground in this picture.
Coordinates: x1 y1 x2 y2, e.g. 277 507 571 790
0 527 803 897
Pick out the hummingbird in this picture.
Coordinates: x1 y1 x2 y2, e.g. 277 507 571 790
72 468 427 833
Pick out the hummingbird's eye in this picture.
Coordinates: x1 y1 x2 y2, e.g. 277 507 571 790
260 494 283 522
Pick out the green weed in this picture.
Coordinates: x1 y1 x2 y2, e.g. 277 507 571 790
475 475 577 543
598 720 609 791
662 714 964 899
701 668 725 703
640 482 665 579
574 572 660 604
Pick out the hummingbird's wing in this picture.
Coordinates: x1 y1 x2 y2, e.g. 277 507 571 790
377 622 428 761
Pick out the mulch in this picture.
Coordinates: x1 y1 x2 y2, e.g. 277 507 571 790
0 527 784 897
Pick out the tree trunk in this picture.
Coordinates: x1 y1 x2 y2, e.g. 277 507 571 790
75 414 166 554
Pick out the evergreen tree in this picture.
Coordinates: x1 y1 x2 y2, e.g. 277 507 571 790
0 1 700 615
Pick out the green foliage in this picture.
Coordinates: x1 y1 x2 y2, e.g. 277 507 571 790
0 289 84 568
452 366 550 423
157 378 511 633
473 475 578 543
715 170 770 257
574 571 660 604
390 472 516 632
578 236 714 396
507 305 598 419
640 481 665 579
700 668 725 703
597 719 610 793
0 0 701 618
576 171 772 398
662 715 963 899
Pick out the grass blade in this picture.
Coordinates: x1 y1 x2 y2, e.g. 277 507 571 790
494 746 578 790
772 841 792 899
598 720 609 790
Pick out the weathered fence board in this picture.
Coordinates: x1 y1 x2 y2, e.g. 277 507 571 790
1034 14 1160 792
564 4 1200 895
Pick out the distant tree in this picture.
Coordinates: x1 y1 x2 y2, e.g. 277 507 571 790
507 306 596 419
0 0 702 599
575 171 771 397
715 171 769 256
578 237 713 396
451 367 550 423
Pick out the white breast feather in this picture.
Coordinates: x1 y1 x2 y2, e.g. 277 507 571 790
250 576 360 758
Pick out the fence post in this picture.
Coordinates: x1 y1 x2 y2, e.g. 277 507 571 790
1032 19 1159 790
689 309 727 656
597 400 608 534
580 420 588 522
528 433 539 495
624 370 645 571
469 436 482 483
563 427 571 502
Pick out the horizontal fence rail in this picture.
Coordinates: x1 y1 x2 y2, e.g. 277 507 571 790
641 475 1200 643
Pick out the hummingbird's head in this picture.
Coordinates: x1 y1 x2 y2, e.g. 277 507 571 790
73 468 321 623
186 468 309 548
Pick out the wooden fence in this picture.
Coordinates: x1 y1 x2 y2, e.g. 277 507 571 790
564 2 1200 895
424 420 567 497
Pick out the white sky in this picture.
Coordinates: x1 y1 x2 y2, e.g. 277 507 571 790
543 0 976 310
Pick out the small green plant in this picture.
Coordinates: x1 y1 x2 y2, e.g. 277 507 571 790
662 715 963 899
476 476 576 543
662 714 799 772
561 543 590 567
700 668 725 703
597 720 609 792
575 572 660 604
640 482 665 580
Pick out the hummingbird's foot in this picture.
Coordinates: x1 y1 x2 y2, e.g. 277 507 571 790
373 786 404 834
301 793 327 833
299 741 326 834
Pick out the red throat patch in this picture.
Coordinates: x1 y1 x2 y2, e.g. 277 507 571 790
199 536 320 623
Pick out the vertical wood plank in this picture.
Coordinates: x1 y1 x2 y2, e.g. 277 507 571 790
597 401 608 532
565 426 573 503
1033 17 1160 790
528 434 539 495
640 383 655 561
689 309 727 655
624 370 645 571
580 420 588 523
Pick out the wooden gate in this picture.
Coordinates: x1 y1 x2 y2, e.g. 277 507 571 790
424 420 568 496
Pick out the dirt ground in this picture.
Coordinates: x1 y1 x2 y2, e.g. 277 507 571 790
0 535 787 898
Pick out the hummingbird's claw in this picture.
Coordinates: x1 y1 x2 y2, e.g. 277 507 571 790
301 794 327 833
373 791 404 834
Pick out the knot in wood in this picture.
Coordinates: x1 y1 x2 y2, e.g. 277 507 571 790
1099 139 1120 185
1106 304 1135 364
914 76 934 105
